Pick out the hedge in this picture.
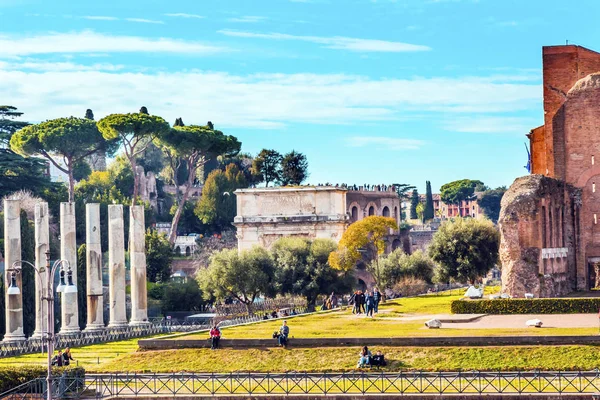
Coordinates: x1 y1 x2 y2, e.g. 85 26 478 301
451 298 600 314
0 366 85 394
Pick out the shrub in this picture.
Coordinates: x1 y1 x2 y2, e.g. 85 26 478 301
391 277 429 298
451 298 600 314
0 366 84 393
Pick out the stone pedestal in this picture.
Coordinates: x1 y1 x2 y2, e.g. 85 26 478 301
85 204 104 331
3 199 25 342
129 205 149 326
59 202 79 334
108 205 127 327
32 203 49 339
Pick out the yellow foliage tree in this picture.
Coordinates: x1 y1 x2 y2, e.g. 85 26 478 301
328 216 398 272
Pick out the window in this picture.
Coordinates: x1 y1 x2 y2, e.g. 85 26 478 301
382 206 390 217
351 206 358 221
593 155 595 165
368 206 375 216
595 214 598 225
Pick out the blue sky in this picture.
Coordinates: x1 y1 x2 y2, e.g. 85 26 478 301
1 0 598 192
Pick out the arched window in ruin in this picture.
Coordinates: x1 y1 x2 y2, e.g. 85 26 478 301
175 246 181 254
394 206 398 220
351 206 358 221
368 206 375 216
185 246 191 256
392 239 401 250
382 206 390 217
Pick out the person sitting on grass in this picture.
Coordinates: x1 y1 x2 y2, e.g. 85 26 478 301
278 320 290 348
371 350 386 367
357 346 372 368
210 325 221 350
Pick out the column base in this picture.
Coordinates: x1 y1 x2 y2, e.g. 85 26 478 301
83 324 105 332
107 322 129 329
129 320 151 327
59 327 80 335
31 331 44 339
3 334 26 343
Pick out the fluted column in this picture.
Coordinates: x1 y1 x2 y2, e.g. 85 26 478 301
129 205 149 325
60 202 79 334
85 203 104 331
108 205 127 327
3 199 25 342
32 202 49 339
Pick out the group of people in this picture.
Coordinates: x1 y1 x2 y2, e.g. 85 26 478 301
50 348 74 367
350 288 382 317
263 309 298 320
320 292 339 310
357 346 386 368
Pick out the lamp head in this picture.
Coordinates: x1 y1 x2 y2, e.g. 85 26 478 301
64 268 77 294
7 273 20 296
56 269 66 293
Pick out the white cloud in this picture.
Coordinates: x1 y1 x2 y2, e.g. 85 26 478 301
0 63 541 130
164 13 204 19
346 136 425 150
125 18 164 24
0 31 227 57
82 16 118 21
227 16 267 23
218 29 431 52
443 116 537 134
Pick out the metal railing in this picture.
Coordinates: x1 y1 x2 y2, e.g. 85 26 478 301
4 371 600 398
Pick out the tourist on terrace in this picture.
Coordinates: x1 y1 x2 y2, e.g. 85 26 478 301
62 347 74 366
365 291 375 318
357 346 372 368
329 292 338 308
51 350 64 367
373 288 381 314
279 320 289 348
210 325 221 350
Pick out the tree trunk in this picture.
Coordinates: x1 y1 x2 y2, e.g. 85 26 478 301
168 167 196 244
244 302 252 316
67 161 75 203
131 157 138 206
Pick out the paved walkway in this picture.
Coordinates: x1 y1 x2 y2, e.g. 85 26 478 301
443 314 599 329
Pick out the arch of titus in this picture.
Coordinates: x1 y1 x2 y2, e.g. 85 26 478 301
3 199 150 342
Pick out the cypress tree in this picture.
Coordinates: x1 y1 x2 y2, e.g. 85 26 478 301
424 181 434 221
77 244 87 330
20 210 35 337
410 189 419 220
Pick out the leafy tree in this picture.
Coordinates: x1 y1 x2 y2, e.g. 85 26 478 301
379 249 435 289
329 215 398 272
155 123 240 243
252 149 282 187
392 183 416 201
416 202 425 223
73 160 92 182
440 179 484 217
77 244 87 330
280 150 308 186
217 152 261 187
195 164 246 232
10 117 106 202
409 189 419 219
424 181 434 221
146 229 173 283
198 247 275 314
0 106 28 144
478 187 507 223
158 280 206 314
428 218 499 284
85 109 94 120
271 237 352 308
97 111 170 205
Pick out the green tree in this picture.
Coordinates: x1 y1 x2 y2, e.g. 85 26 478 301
271 237 352 308
424 181 434 221
155 123 241 243
97 111 170 205
428 218 499 284
146 229 173 283
380 249 435 288
0 106 28 144
20 210 35 337
159 280 206 314
72 160 92 182
416 202 425 223
280 150 308 186
10 117 106 202
252 149 282 187
195 164 246 232
478 187 507 223
409 189 419 219
440 179 484 217
329 215 398 273
77 244 87 330
217 152 261 187
198 247 275 314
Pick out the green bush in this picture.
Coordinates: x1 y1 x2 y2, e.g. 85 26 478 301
451 298 600 314
0 366 85 394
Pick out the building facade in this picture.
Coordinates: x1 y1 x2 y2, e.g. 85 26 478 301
500 44 600 297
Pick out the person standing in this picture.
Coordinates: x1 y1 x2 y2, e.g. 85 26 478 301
329 292 338 309
62 348 74 366
210 325 221 350
351 291 359 314
365 291 375 318
279 320 290 348
373 288 381 314
358 291 366 314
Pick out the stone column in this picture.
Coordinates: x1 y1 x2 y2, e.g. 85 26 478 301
60 202 79 334
3 199 25 342
32 202 49 339
85 204 104 331
108 205 127 327
129 205 149 325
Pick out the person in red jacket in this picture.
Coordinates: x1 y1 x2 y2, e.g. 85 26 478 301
210 325 221 350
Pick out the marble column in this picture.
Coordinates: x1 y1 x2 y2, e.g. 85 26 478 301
129 205 149 325
3 199 25 342
85 204 104 331
60 202 79 334
32 202 49 339
108 205 127 327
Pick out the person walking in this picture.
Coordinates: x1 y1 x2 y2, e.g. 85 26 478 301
351 291 359 314
365 291 375 318
62 348 74 366
373 288 382 314
51 350 64 367
210 325 221 350
329 292 338 309
279 320 290 348
358 291 366 314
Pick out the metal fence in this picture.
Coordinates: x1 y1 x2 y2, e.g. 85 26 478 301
4 371 600 399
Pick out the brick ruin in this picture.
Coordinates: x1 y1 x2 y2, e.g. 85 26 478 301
500 45 600 297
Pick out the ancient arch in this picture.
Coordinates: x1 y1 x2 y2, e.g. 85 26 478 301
365 201 378 217
185 246 191 256
348 201 361 222
382 206 390 217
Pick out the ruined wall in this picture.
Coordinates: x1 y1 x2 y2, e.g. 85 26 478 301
499 175 579 298
528 125 546 175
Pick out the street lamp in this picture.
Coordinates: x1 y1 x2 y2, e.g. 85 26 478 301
7 250 76 400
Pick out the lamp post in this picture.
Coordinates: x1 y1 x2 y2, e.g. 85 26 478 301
7 250 77 400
